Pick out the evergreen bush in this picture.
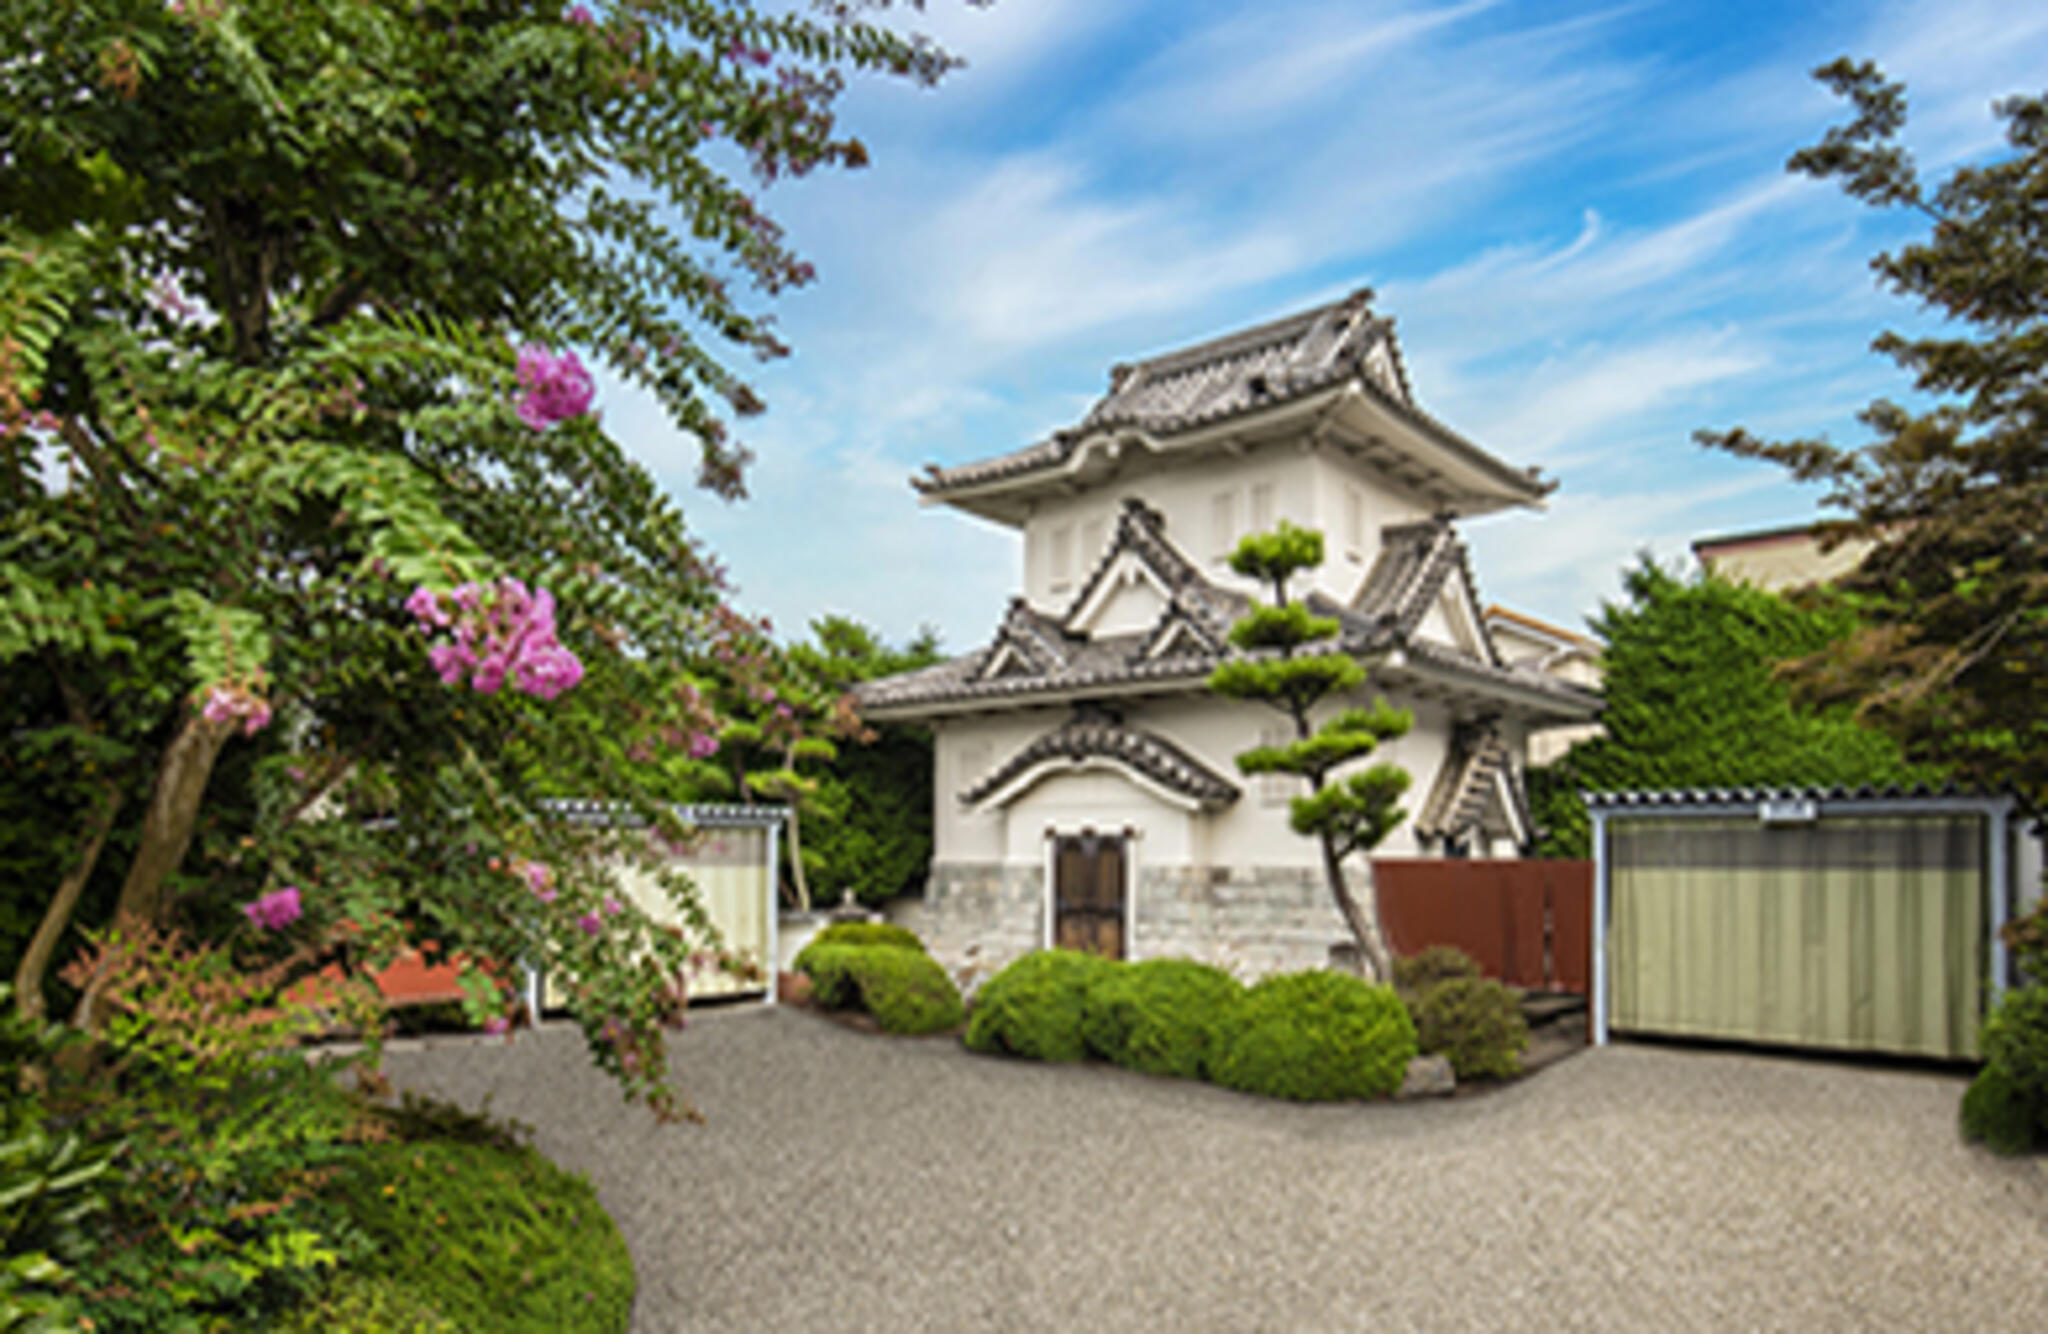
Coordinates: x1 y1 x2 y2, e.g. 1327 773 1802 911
1391 946 1483 996
277 1272 457 1333
792 920 925 971
1081 959 1243 1080
328 1138 634 1334
1960 1063 2045 1156
800 944 963 1035
1210 970 1417 1101
1982 984 2048 1095
963 950 1118 1063
1407 976 1529 1080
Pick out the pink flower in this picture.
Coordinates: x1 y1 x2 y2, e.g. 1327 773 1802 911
405 585 449 628
518 860 559 903
578 912 603 937
565 3 595 24
602 895 624 917
242 699 272 735
202 688 238 726
483 1014 511 1036
202 685 273 735
687 732 719 759
243 886 302 931
515 345 595 432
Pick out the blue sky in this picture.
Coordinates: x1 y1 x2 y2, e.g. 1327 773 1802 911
604 0 2048 653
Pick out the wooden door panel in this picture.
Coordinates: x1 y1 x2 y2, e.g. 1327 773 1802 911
1053 834 1126 960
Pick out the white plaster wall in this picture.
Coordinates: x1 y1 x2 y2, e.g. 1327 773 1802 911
930 710 1062 862
1306 450 1432 604
1001 767 1191 863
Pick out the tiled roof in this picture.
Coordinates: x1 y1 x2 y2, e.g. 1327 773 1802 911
854 501 1596 718
1580 783 2020 811
1350 519 1461 639
960 709 1241 809
913 289 1546 503
1414 721 1527 841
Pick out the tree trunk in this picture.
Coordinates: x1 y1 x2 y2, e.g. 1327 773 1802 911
14 781 124 1021
72 713 232 1031
110 712 232 928
784 802 811 914
1321 835 1391 984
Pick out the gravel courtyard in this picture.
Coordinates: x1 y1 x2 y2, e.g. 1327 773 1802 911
383 1005 2047 1332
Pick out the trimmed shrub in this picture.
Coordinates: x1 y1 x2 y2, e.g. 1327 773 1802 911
964 950 1119 1063
802 943 964 1035
1081 959 1244 1080
1408 976 1529 1080
1982 984 2048 1095
1211 970 1417 1101
793 920 925 971
1961 1063 2042 1155
1392 945 1483 996
329 1138 634 1334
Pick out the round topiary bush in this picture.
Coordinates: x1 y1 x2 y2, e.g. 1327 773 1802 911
1960 1062 2045 1156
1081 959 1243 1081
802 943 964 1035
329 1138 635 1333
963 949 1119 1063
792 920 925 974
1408 975 1529 1080
278 1272 458 1333
1210 969 1417 1101
1391 945 1483 997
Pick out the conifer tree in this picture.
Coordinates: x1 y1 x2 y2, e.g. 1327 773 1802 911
1208 523 1411 983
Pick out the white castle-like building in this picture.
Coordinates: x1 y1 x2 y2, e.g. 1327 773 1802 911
855 289 1599 982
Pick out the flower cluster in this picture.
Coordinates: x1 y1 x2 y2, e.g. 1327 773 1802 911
514 344 596 432
565 3 595 25
513 858 558 903
406 578 585 700
201 683 273 734
243 886 302 931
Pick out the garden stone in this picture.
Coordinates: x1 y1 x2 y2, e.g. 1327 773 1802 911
1398 1053 1455 1098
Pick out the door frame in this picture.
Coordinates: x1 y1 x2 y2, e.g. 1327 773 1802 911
1042 823 1139 957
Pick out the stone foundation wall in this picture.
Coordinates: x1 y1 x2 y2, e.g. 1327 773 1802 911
889 859 1365 992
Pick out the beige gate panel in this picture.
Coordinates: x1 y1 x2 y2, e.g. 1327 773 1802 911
1609 816 1983 1059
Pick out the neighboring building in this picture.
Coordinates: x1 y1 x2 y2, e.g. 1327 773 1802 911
1482 604 1603 766
1691 522 1875 592
855 290 1600 984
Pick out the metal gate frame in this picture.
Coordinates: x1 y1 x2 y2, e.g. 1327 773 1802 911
1585 787 2029 1048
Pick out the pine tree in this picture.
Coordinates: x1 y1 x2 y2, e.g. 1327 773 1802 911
1208 523 1411 982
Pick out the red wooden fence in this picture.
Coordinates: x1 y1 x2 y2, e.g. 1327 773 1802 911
1373 858 1592 994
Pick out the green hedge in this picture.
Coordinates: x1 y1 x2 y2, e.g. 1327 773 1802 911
801 943 964 1035
1210 970 1417 1101
963 950 1118 1063
792 920 925 972
326 1139 635 1333
1391 945 1483 995
1081 959 1243 1080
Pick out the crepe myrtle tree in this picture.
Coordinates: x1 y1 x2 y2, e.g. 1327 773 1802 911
1208 522 1411 983
0 0 964 1119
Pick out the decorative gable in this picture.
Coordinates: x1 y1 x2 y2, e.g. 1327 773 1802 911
1414 719 1531 850
1353 517 1501 666
974 598 1074 683
1065 550 1171 638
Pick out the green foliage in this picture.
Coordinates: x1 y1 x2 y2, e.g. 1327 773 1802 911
963 950 1119 1064
1079 959 1243 1081
1210 971 1418 1102
2002 900 2048 984
274 1271 457 1334
1982 985 2048 1096
325 1139 634 1334
52 930 368 1331
794 920 926 965
1960 1062 2046 1157
1227 603 1339 652
1391 946 1484 994
1528 560 1933 858
1209 655 1367 715
1697 61 2048 807
786 617 943 906
1227 521 1325 588
799 943 963 1036
1 0 964 1123
1405 977 1528 1080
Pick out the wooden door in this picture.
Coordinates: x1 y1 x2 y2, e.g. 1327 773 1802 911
1054 832 1126 959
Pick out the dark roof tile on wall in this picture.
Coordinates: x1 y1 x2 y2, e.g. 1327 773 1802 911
959 711 1242 809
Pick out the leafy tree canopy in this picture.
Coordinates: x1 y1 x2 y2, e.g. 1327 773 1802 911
1698 59 2048 804
0 0 960 1118
1530 558 1937 858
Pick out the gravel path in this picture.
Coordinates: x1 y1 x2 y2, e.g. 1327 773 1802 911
383 1005 2047 1332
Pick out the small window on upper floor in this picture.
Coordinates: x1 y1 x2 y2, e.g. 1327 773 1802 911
1211 490 1237 562
1249 482 1274 535
1081 517 1106 574
1049 524 1073 593
1345 486 1365 563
